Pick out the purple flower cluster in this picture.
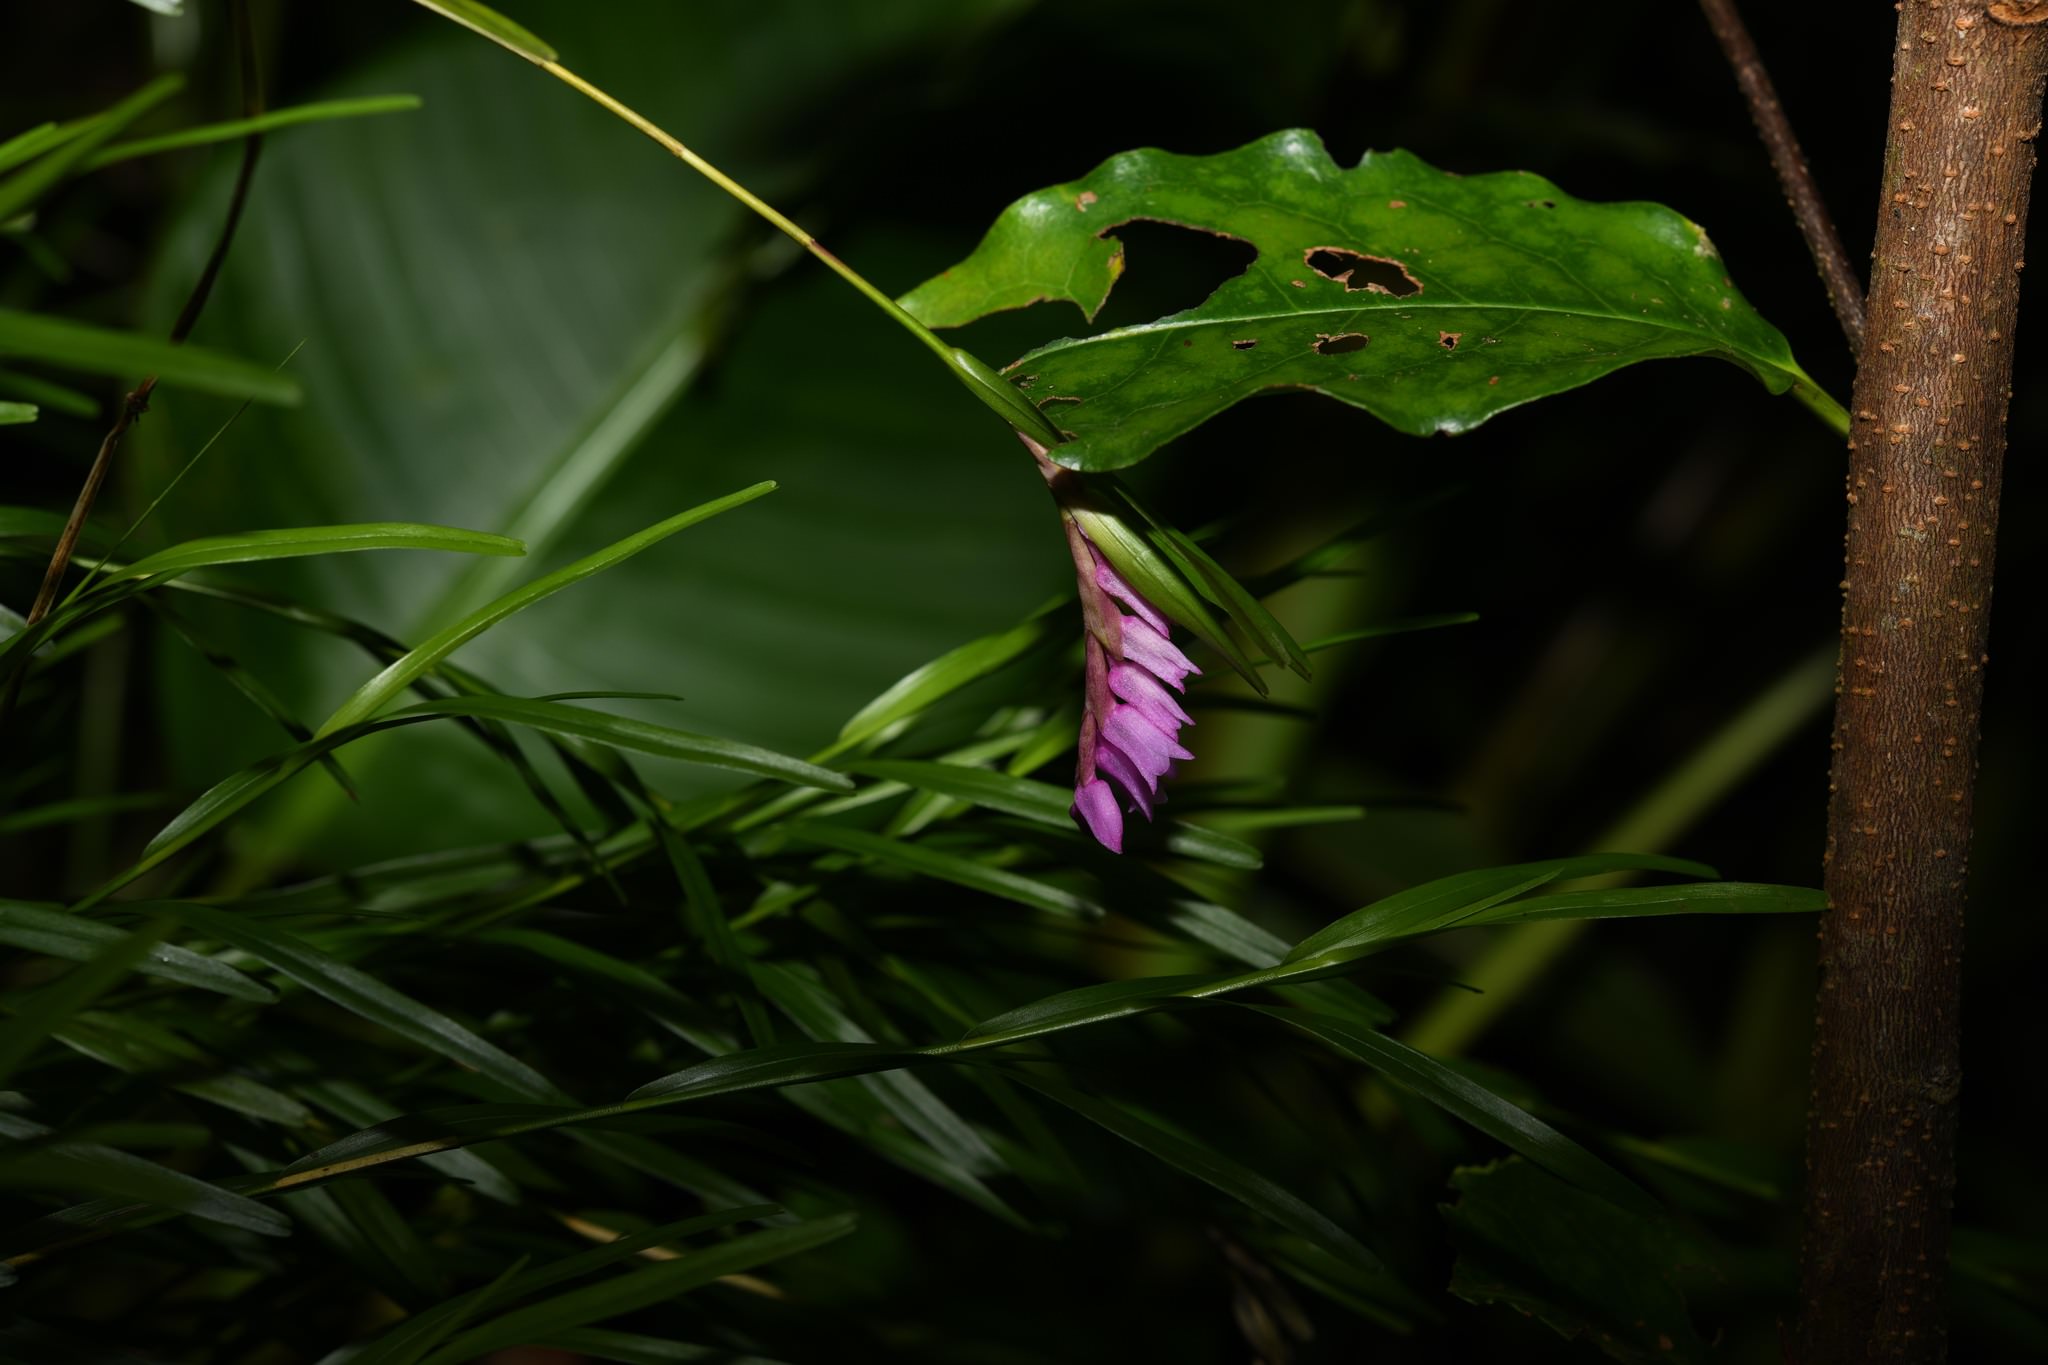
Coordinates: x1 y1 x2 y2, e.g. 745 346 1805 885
1070 535 1200 853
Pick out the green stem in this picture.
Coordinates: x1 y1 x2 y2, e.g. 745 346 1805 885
1399 645 1836 1059
1790 372 1851 440
485 48 1063 445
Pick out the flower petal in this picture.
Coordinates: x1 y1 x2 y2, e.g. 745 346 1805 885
1093 554 1170 636
1109 662 1192 730
1104 704 1194 779
1118 617 1201 688
1072 778 1124 852
1095 741 1156 820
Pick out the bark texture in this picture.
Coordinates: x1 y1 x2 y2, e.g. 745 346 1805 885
1794 3 2048 1360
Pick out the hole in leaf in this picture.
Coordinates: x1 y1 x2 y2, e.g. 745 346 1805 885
1314 332 1370 355
1527 199 1557 209
1304 247 1422 297
1439 332 1461 350
1090 219 1260 329
1232 339 1259 350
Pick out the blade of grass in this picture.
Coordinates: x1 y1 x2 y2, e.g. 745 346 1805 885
416 1215 856 1365
82 95 423 169
0 902 271 1002
0 308 299 403
96 522 522 587
317 484 773 737
1243 1005 1655 1214
0 1111 288 1238
1400 648 1837 1058
850 758 1262 870
151 903 564 1102
998 1070 1383 1275
786 821 1101 920
0 75 183 224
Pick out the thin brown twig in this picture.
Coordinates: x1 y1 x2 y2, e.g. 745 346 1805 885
1697 0 1867 354
2 0 264 732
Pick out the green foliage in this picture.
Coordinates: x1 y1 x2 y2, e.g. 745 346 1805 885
0 307 299 402
1444 1159 1709 1361
83 95 425 170
137 0 1060 856
12 3 1999 1362
904 132 1844 470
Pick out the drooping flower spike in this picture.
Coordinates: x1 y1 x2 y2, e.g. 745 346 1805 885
1027 439 1201 853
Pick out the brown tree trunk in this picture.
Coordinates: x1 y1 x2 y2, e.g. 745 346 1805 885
1793 3 2048 1361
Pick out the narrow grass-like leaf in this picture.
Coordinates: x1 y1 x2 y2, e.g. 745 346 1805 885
1118 483 1310 677
0 920 171 1085
318 485 773 737
407 0 559 63
342 1207 780 1365
0 1112 288 1238
647 816 776 1046
295 1081 519 1205
787 821 1101 920
83 96 425 170
0 402 34 424
0 368 96 417
1000 1071 1382 1275
418 1215 856 1365
402 695 848 792
1245 1005 1654 1214
284 1176 445 1308
757 964 1007 1183
340 1253 527 1365
629 1041 924 1103
154 904 561 1102
851 758 1262 869
55 1011 311 1125
1300 614 1481 653
537 1329 790 1365
831 616 1053 752
147 597 355 798
0 506 107 545
0 901 272 1002
1470 881 1826 926
1283 854 1716 964
1068 499 1261 690
0 792 174 834
962 974 1226 1046
0 75 182 224
101 523 523 587
1191 804 1366 833
0 308 300 403
0 122 75 176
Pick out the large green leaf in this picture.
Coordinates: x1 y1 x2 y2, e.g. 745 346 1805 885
140 0 1058 862
901 131 1842 470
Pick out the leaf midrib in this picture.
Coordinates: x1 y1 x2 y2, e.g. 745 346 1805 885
1029 297 1797 377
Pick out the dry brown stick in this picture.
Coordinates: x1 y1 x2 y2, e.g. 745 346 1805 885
1791 3 2048 1361
1699 0 1870 353
2 0 264 730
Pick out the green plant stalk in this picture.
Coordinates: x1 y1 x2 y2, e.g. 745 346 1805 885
1791 376 1850 439
1399 645 1836 1059
411 13 1064 446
